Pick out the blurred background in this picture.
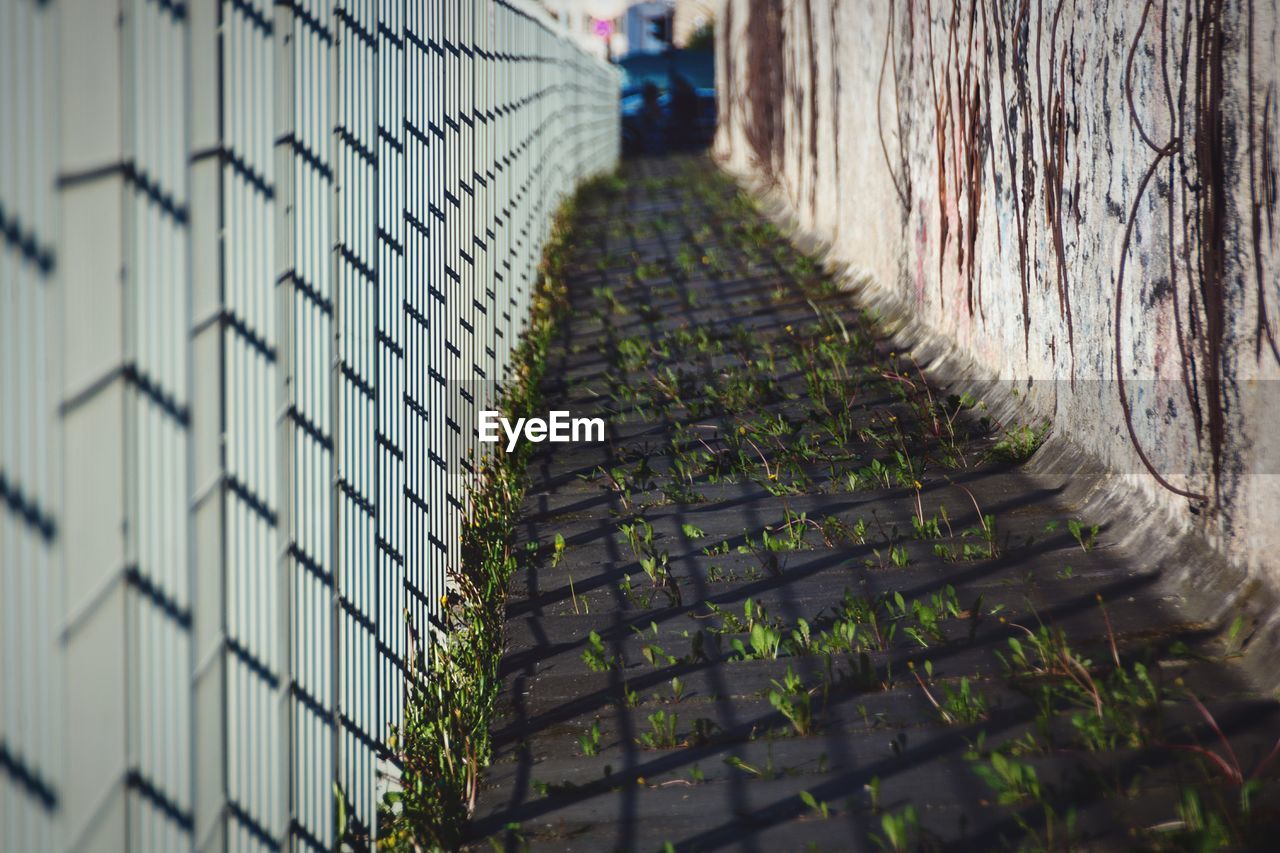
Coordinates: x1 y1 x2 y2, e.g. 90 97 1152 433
539 0 717 153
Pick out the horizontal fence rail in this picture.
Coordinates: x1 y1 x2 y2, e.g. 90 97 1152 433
0 0 619 849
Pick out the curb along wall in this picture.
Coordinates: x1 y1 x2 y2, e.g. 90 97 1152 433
715 0 1280 614
0 1 618 848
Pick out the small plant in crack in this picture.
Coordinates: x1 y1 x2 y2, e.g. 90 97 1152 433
1165 787 1234 848
702 539 730 558
911 505 951 541
616 572 643 607
639 551 681 606
760 523 804 555
619 517 681 606
637 710 680 749
680 522 705 539
614 335 651 372
799 790 831 819
816 515 857 546
769 665 816 736
989 420 1051 463
972 752 1043 805
999 622 1087 682
582 630 616 672
739 514 812 575
733 621 784 661
634 260 665 282
870 805 923 853
930 391 979 468
633 622 678 667
724 746 779 780
827 589 898 652
531 778 577 798
852 457 893 490
910 661 989 725
1067 518 1100 552
591 285 627 316
970 752 1078 849
932 515 1000 562
662 478 704 505
1170 691 1280 789
619 517 653 558
1221 613 1250 658
578 721 602 757
789 617 814 655
640 640 677 667
549 532 567 568
996 617 1161 752
906 585 963 647
596 466 635 511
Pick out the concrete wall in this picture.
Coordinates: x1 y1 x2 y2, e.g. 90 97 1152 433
716 1 1280 601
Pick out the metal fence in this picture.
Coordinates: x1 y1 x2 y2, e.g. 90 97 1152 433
0 0 618 849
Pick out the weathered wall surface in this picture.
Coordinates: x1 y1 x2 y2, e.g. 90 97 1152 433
716 1 1280 603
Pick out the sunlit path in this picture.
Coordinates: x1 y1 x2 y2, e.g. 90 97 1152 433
466 156 1280 850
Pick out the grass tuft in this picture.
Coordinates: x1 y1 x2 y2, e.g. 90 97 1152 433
376 175 620 850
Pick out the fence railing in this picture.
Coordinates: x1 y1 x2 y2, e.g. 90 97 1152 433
0 0 618 849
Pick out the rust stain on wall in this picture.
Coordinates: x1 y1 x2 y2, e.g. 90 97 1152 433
738 0 786 176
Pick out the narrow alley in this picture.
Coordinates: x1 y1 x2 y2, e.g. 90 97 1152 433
467 156 1280 850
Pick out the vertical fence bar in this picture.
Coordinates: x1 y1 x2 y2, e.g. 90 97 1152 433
190 0 228 846
375 0 408 822
334 0 378 835
1 2 60 850
220 0 285 846
403 0 431 649
427 0 449 635
121 0 194 846
277 0 337 847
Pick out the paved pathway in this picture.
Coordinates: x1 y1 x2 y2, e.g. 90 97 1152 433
468 156 1279 850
